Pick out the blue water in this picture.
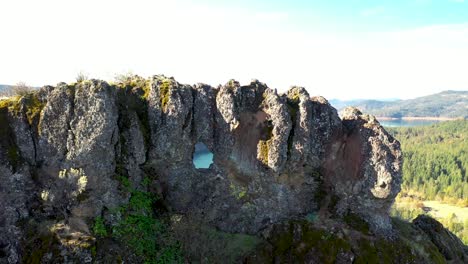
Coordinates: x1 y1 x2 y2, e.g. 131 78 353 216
193 142 213 169
380 119 442 127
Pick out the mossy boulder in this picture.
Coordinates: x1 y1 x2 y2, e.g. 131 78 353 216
246 218 460 264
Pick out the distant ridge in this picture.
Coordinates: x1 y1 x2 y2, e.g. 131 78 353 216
0 84 11 97
331 90 468 119
0 84 11 91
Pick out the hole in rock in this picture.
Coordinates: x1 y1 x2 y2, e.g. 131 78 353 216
379 182 387 188
193 142 214 169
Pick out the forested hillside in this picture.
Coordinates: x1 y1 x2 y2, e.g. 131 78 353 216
389 121 468 244
388 120 467 204
333 90 468 118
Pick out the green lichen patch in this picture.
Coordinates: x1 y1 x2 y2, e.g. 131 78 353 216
114 74 151 100
0 96 20 109
1 92 45 134
257 120 273 166
22 92 45 126
287 89 302 104
230 183 248 200
227 79 239 89
258 140 269 165
159 79 172 111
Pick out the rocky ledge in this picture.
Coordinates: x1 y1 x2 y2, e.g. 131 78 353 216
0 75 466 263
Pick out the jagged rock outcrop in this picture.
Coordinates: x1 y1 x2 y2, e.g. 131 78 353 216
3 75 461 263
325 107 402 232
413 215 468 262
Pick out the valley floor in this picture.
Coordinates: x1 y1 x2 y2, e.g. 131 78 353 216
423 201 468 222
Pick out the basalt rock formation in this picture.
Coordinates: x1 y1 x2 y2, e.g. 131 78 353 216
0 75 466 263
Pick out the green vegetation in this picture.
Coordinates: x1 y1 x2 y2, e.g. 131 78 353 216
227 79 238 88
392 201 468 244
114 73 151 99
171 217 261 263
439 214 468 245
0 96 20 115
22 92 45 126
388 120 468 244
271 223 351 263
258 140 269 165
229 183 248 200
388 120 467 204
159 79 171 110
0 90 45 126
391 200 424 221
93 217 108 237
287 88 301 103
96 175 183 263
252 220 437 264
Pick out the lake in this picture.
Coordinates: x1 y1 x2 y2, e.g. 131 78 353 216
193 142 214 169
379 119 442 127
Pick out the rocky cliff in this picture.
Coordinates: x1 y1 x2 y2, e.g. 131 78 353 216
0 75 466 263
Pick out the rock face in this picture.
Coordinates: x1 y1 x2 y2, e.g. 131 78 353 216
325 107 402 231
413 215 468 261
0 75 406 262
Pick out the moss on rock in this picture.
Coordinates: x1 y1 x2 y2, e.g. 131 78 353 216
22 92 45 126
159 79 171 110
246 219 453 264
258 140 269 165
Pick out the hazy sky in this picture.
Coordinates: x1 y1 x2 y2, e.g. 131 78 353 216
1 0 467 99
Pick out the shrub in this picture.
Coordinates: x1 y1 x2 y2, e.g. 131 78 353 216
108 176 183 263
12 82 34 97
93 217 108 237
76 72 89 82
